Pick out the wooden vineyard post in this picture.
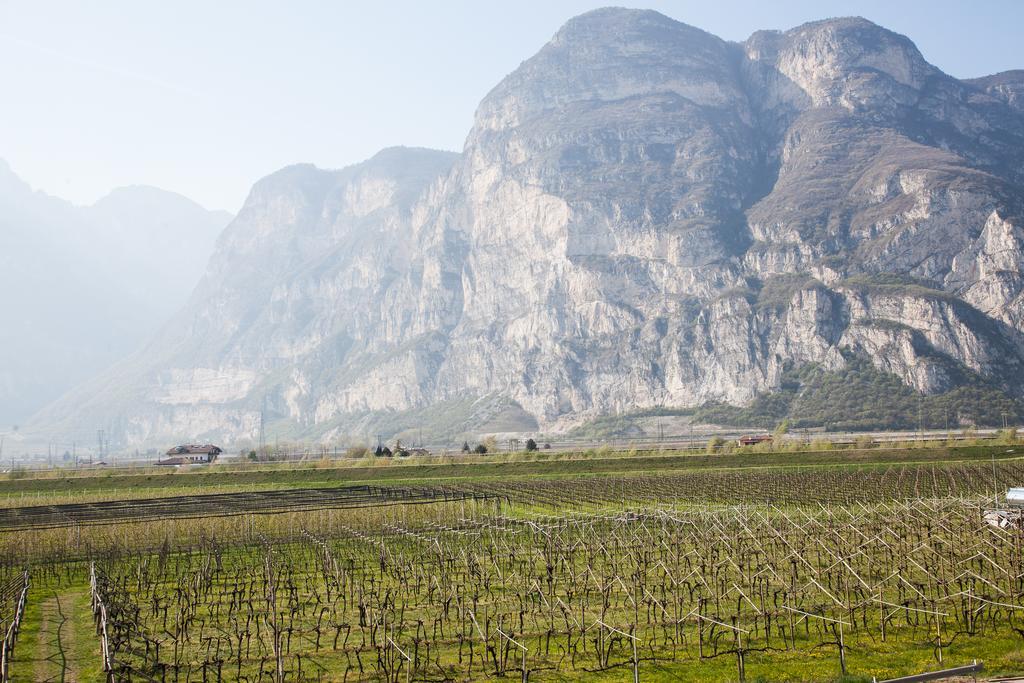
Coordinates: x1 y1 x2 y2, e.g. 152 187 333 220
737 630 745 683
693 614 748 683
878 590 885 642
839 617 846 676
467 609 488 679
594 620 640 682
495 627 529 683
386 634 412 683
780 606 850 679
632 630 640 683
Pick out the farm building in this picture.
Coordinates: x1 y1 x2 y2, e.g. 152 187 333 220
738 434 772 447
158 444 222 465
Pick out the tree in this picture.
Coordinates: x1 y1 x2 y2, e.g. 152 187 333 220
474 444 488 455
706 436 725 454
462 441 471 453
380 446 393 457
525 438 538 452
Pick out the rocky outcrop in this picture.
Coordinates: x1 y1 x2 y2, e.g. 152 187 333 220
966 70 1024 114
27 10 1024 446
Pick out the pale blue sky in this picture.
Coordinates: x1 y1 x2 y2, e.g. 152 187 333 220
1 0 1021 213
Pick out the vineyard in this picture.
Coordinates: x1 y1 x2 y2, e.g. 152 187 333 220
0 485 487 532
0 569 29 681
0 452 1022 681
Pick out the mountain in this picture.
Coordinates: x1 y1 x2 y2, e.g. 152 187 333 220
26 9 1024 447
0 162 231 426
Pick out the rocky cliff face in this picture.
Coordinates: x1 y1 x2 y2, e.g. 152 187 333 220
29 9 1024 446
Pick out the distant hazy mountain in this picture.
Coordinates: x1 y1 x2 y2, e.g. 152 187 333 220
0 161 231 426
28 9 1024 447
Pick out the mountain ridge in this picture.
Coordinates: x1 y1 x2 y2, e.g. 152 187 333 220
0 161 232 425
24 9 1024 447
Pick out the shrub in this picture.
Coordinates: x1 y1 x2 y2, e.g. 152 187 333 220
525 438 538 451
706 437 725 454
693 355 1024 431
474 444 488 455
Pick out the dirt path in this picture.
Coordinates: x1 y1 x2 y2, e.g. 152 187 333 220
10 580 100 683
36 595 59 682
32 592 79 683
53 595 76 683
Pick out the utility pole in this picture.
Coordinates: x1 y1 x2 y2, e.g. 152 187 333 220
96 429 104 464
258 397 266 455
917 394 923 437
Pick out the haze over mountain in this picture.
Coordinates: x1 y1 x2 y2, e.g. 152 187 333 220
0 161 231 426
26 9 1024 448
